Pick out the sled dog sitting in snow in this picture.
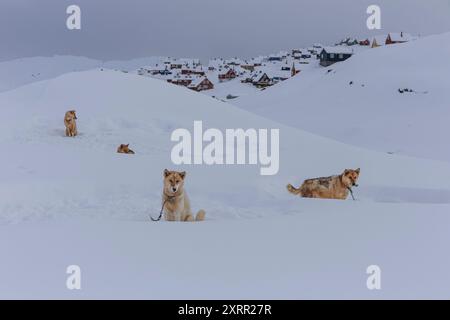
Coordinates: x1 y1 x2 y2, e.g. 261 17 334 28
162 169 206 222
287 168 360 200
64 110 78 137
117 144 135 154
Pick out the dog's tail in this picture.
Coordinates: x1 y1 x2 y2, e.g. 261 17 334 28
195 210 206 221
287 184 302 196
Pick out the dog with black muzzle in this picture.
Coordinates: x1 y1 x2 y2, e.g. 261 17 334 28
117 144 135 154
287 168 360 200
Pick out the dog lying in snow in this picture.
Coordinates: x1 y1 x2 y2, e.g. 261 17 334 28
64 110 78 137
287 168 360 200
162 169 205 222
117 144 135 154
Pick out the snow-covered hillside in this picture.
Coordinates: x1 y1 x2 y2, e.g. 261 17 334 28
235 32 450 162
0 65 449 297
0 56 100 93
1 69 450 222
0 55 166 93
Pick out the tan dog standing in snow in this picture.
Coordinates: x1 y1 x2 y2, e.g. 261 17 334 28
287 168 360 200
162 169 206 222
64 110 78 137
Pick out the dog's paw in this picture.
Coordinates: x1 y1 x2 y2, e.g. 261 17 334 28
195 210 206 221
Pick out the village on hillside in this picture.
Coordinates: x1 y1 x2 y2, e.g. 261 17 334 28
129 32 416 100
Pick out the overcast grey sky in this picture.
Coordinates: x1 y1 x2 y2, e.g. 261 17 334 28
1 0 450 62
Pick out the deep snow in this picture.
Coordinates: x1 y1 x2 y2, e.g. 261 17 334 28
1 70 450 224
1 34 450 298
2 209 450 299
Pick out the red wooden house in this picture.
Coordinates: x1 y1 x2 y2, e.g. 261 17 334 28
167 77 193 87
188 77 214 92
181 68 205 76
359 39 370 46
386 32 412 45
218 69 237 82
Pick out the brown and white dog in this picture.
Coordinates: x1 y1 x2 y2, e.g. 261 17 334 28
64 110 78 137
162 169 205 222
117 144 135 154
287 168 360 200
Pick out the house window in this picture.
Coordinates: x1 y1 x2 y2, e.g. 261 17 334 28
339 54 343 59
330 53 335 59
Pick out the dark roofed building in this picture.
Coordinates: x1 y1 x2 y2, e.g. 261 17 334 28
319 47 353 67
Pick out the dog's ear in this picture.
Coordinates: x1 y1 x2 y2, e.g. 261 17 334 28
355 168 360 174
164 169 170 177
343 169 349 175
179 171 186 180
